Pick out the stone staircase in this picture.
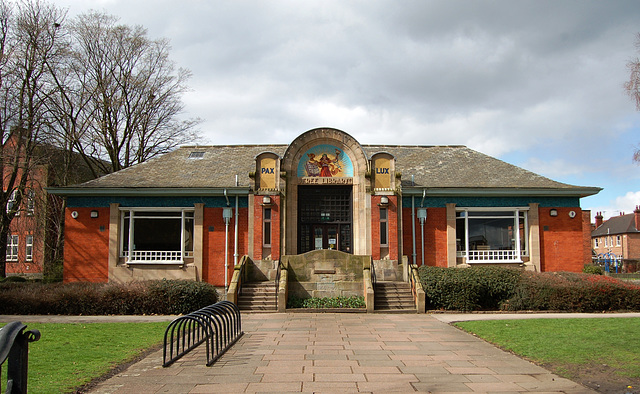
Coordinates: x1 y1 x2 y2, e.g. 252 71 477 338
237 281 277 311
374 281 415 312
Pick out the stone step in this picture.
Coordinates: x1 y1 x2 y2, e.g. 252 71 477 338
374 281 415 312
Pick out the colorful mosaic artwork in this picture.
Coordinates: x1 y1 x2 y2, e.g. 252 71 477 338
297 144 354 178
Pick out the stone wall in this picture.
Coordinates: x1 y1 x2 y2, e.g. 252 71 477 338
282 249 369 298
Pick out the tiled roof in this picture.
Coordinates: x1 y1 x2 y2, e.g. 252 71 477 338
592 213 639 236
72 144 597 194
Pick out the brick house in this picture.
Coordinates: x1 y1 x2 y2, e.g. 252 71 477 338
591 208 640 271
49 128 600 286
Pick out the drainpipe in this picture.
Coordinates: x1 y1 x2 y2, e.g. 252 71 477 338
411 196 417 265
234 193 239 268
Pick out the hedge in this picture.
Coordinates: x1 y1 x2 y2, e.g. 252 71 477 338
0 279 219 315
418 266 640 312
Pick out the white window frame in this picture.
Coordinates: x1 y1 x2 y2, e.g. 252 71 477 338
456 207 529 263
6 190 17 215
6 235 18 261
616 235 621 246
25 234 33 261
594 238 599 248
119 207 195 265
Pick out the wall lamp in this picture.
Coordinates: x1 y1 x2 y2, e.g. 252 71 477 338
379 196 389 206
262 196 272 206
90 210 99 218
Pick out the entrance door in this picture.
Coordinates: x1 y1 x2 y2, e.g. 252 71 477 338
298 186 352 254
312 225 339 250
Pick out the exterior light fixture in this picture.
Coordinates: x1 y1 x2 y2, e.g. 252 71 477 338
379 196 389 206
417 208 427 224
90 210 99 218
262 196 272 206
222 207 233 225
550 209 558 217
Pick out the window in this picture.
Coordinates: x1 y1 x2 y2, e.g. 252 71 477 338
379 208 388 246
25 235 33 261
26 190 35 215
594 238 599 248
263 208 272 247
188 151 205 159
6 190 17 214
616 235 621 246
6 235 18 261
456 208 528 262
121 209 195 264
604 237 608 247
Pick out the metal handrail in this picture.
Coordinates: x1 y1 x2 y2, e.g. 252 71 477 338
370 260 377 292
163 301 242 367
1 321 41 393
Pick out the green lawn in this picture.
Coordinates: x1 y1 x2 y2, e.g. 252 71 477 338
455 318 640 390
1 322 167 393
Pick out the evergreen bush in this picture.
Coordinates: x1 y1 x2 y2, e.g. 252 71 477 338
0 279 218 315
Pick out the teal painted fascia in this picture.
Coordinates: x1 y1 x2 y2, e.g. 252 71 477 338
401 187 601 198
47 187 250 197
67 195 249 208
402 196 581 209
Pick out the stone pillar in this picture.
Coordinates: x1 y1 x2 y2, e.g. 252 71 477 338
107 203 120 281
446 203 457 267
194 203 204 281
526 203 541 272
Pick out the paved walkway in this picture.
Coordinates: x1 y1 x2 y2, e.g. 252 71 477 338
57 312 600 393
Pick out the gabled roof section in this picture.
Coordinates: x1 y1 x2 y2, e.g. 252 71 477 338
592 213 639 236
50 143 600 198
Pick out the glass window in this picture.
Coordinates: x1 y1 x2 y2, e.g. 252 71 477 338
26 190 35 215
594 238 599 248
25 235 33 261
616 235 621 246
456 208 528 262
263 208 272 247
121 209 194 263
6 235 18 261
6 190 17 214
380 208 388 246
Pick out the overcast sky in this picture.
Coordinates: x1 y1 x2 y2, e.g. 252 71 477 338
51 0 640 220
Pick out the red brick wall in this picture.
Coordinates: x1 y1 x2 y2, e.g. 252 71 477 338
370 195 398 261
539 207 585 272
63 207 109 282
252 195 281 261
401 207 447 267
582 210 593 267
202 207 249 286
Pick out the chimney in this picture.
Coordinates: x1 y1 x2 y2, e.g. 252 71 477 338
595 211 604 228
635 206 640 232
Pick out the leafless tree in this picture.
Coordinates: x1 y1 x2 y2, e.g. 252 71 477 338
0 0 66 278
625 33 640 164
59 11 200 176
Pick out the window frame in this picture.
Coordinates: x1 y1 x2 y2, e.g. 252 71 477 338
456 207 529 263
263 207 272 248
379 207 389 247
25 234 33 261
119 207 195 264
6 234 18 262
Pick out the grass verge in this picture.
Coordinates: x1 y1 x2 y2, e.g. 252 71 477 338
1 322 167 393
455 318 640 393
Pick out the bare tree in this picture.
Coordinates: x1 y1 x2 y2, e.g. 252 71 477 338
625 33 640 164
0 0 66 278
61 11 200 176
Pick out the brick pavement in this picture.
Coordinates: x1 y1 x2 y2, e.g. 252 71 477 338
86 313 593 393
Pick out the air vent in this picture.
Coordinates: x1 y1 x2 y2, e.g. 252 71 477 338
188 151 205 159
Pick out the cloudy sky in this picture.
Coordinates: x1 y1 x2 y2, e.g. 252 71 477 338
51 0 640 220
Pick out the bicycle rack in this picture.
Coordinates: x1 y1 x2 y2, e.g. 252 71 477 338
162 300 243 367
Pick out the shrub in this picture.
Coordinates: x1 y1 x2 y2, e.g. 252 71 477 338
418 266 521 311
502 271 640 312
287 295 365 309
0 280 219 315
582 264 604 275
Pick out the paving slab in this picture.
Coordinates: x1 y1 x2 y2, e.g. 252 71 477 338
31 312 592 393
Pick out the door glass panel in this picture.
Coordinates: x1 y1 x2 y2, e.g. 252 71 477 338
314 227 323 250
328 226 338 250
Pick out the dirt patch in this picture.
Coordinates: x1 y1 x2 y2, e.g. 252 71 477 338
541 361 640 393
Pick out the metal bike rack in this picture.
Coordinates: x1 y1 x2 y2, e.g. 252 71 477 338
0 321 41 394
162 300 243 367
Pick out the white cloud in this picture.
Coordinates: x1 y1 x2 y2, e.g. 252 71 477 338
589 191 640 220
